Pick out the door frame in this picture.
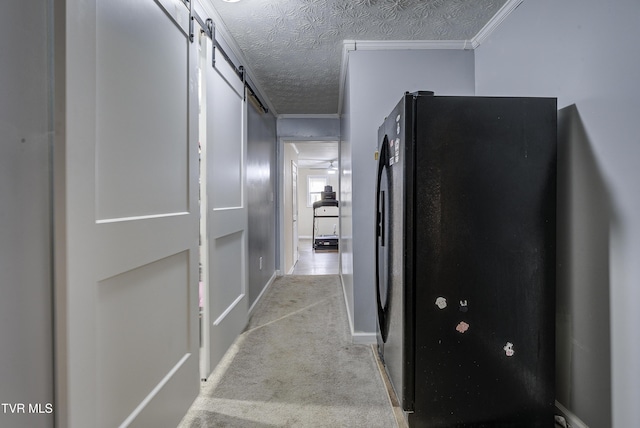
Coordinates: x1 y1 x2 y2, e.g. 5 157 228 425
291 160 299 268
276 137 340 275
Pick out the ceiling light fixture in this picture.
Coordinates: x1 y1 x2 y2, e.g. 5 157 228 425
327 162 337 174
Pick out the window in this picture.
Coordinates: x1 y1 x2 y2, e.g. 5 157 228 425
307 175 327 207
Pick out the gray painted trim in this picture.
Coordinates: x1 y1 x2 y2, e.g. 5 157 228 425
339 272 354 337
248 272 278 316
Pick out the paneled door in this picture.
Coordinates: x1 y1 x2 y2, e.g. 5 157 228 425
54 0 199 426
199 32 249 378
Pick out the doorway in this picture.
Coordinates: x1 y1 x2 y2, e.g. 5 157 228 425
291 160 299 268
282 141 340 275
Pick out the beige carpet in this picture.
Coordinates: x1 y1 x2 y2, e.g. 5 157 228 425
179 275 397 428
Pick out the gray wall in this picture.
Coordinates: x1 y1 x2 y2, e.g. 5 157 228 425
246 101 277 308
475 1 640 426
0 1 54 427
341 49 476 337
277 116 340 140
339 64 354 333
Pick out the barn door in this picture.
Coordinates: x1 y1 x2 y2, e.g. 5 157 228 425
199 31 249 378
54 0 199 426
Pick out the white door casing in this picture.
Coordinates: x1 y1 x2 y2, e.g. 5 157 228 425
200 32 249 378
292 161 299 267
54 0 199 426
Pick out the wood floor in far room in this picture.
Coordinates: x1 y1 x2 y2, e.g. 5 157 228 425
292 238 339 275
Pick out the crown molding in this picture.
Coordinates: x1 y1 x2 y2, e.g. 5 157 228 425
338 39 470 114
337 41 356 116
470 0 524 48
201 0 523 116
338 0 524 114
278 114 340 120
346 39 470 51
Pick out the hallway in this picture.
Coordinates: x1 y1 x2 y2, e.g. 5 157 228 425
180 274 398 427
179 235 405 426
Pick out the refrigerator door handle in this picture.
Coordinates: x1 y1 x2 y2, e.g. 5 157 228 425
378 191 385 246
375 135 390 342
375 135 388 250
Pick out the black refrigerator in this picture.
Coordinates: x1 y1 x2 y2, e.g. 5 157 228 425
375 91 556 427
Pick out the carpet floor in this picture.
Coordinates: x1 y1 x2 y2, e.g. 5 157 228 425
179 275 397 428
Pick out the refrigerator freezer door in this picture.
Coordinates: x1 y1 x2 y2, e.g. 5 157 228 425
410 96 556 427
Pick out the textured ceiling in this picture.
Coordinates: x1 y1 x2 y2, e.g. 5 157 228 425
212 0 508 114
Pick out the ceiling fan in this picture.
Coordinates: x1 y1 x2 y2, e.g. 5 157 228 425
308 159 338 171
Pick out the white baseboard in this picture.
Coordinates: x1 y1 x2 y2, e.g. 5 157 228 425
556 401 589 428
352 331 377 345
338 274 378 345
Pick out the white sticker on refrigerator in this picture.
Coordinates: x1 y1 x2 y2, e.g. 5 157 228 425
503 342 515 357
435 297 447 309
395 138 400 163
